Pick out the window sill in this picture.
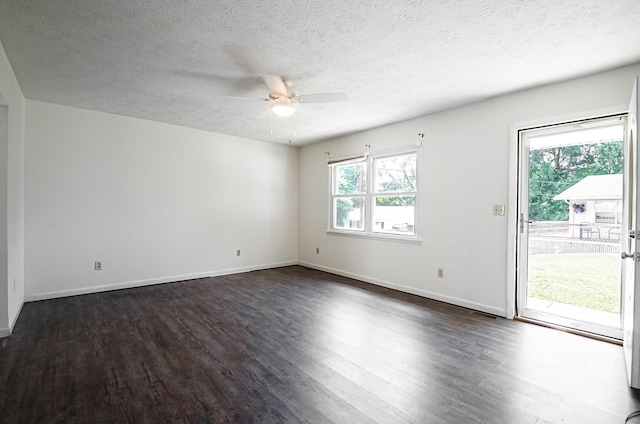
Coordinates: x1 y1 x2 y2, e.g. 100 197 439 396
326 229 422 244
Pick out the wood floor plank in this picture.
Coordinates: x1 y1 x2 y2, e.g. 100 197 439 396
1 265 640 423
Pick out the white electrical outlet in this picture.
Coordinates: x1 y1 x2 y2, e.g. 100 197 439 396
236 250 241 256
437 268 444 278
316 247 320 254
493 204 506 216
94 261 102 271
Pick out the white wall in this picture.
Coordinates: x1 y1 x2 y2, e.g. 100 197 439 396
0 105 7 333
0 39 25 337
298 62 640 317
25 101 298 299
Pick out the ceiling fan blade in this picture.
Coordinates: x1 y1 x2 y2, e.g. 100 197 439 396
262 75 288 96
294 92 348 103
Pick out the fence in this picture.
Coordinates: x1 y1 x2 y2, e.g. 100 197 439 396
528 222 621 255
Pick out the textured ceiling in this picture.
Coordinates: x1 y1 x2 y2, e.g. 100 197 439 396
0 1 639 145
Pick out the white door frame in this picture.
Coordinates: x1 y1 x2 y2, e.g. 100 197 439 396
506 106 628 320
622 77 640 388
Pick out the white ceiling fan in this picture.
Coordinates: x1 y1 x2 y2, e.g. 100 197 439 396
258 75 348 117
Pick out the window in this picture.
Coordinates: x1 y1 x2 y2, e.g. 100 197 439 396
594 200 622 224
332 161 367 230
329 150 418 239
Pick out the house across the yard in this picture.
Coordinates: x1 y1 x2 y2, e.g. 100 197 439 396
554 174 622 239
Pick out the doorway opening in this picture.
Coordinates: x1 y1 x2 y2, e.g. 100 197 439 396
517 114 627 339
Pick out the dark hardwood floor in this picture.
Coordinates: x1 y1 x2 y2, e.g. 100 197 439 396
1 266 639 423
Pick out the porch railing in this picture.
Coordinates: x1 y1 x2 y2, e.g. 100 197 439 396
528 222 621 255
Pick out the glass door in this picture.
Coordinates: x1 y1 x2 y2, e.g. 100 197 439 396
517 115 626 339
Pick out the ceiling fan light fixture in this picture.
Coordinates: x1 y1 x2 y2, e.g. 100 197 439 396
272 103 296 117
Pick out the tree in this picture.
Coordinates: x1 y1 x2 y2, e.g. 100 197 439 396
335 162 365 227
528 140 623 221
375 153 416 206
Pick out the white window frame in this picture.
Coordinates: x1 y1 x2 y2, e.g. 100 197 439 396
327 146 421 242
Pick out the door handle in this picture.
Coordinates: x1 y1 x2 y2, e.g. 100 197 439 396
519 214 532 234
622 252 636 260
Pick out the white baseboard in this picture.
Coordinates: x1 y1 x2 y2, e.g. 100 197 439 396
0 327 9 338
22 260 505 321
25 261 297 302
298 261 506 318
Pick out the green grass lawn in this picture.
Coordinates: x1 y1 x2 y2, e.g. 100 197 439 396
528 253 620 314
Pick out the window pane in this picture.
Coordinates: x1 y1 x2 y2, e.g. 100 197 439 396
373 196 415 234
374 154 416 193
334 197 365 230
595 212 616 224
335 162 366 195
